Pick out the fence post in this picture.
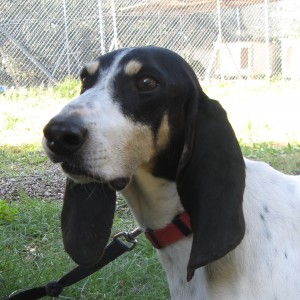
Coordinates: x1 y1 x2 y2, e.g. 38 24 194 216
264 0 271 82
216 0 224 81
111 0 118 50
63 0 71 77
98 0 106 55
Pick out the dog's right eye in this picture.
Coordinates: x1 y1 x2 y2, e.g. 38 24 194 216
135 76 158 92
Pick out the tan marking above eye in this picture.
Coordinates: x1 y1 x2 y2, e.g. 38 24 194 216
85 60 100 76
124 60 142 76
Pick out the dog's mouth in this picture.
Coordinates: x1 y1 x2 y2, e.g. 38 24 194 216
61 161 98 182
44 137 131 191
61 161 130 191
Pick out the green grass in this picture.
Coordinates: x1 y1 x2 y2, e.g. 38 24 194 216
1 79 300 299
241 142 300 174
0 195 168 299
0 145 47 178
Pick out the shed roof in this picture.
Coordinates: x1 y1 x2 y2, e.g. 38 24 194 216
120 0 279 14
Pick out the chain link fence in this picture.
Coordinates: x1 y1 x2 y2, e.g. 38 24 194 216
1 0 300 87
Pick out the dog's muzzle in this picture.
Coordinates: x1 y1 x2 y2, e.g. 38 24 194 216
43 116 130 191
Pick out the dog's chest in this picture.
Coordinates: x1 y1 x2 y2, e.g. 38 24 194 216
157 237 209 300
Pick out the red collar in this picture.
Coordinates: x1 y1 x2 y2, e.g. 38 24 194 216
144 212 192 249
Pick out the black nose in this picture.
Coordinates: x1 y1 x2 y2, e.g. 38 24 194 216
43 117 87 156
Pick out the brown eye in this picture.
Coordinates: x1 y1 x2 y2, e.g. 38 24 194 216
136 77 158 92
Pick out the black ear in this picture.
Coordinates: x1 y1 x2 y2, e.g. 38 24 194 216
61 179 116 267
176 91 245 280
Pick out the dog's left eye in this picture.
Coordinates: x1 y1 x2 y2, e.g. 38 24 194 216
136 77 158 92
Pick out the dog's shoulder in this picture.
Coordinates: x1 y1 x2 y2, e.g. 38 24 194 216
244 158 300 197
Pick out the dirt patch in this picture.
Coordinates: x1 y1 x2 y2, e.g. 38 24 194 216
0 161 65 201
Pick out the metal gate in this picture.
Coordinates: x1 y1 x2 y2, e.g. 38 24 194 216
1 0 300 87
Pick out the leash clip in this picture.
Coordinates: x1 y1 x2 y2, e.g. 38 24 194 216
113 228 142 251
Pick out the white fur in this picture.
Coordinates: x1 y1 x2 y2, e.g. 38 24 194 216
123 167 184 230
122 158 300 299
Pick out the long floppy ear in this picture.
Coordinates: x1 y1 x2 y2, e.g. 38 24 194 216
176 90 246 280
61 179 116 267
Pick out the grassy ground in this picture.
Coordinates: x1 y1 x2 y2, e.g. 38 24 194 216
0 196 168 299
1 79 300 299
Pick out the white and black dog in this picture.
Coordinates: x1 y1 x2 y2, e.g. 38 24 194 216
43 46 300 299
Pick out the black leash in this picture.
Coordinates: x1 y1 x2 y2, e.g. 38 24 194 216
5 229 142 300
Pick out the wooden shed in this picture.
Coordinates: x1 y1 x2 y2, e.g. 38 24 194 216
214 42 275 78
281 39 300 79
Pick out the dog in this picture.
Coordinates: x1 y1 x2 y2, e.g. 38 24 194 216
43 46 300 299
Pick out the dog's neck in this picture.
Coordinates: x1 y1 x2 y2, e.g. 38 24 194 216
122 166 184 231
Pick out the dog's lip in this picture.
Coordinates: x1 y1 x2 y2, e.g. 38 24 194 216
108 178 130 191
61 162 130 191
61 161 92 176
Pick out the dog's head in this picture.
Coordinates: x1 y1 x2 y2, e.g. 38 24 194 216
43 46 245 277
